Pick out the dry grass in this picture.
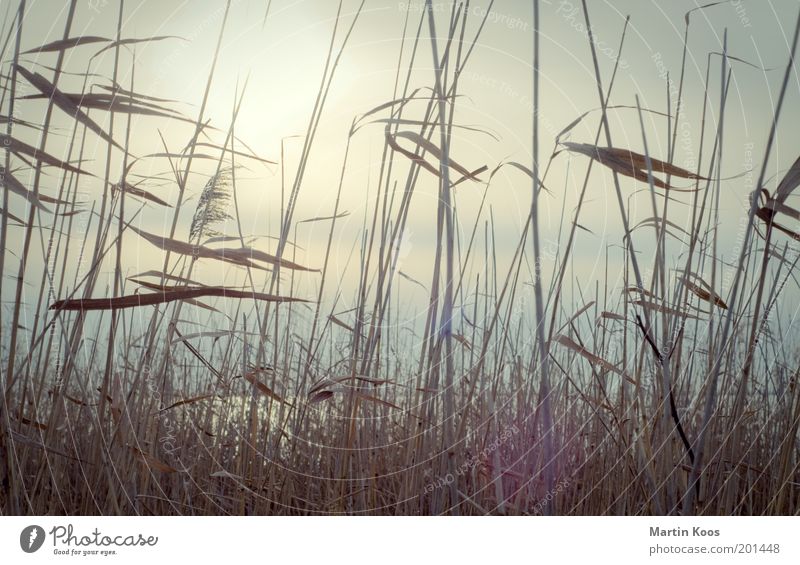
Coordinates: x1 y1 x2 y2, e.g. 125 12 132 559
1 0 800 516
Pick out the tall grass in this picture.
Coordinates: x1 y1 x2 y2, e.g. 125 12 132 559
1 0 800 516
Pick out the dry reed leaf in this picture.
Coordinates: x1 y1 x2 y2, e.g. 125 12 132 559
336 375 389 387
129 226 259 269
22 36 109 54
298 211 350 224
386 129 484 184
128 278 203 292
552 334 621 375
309 374 387 397
15 65 123 150
160 394 215 412
57 210 85 217
625 286 658 300
181 298 224 314
356 93 419 122
193 422 215 437
170 331 231 344
210 470 242 480
223 246 319 272
0 135 90 175
758 195 800 240
371 118 497 140
184 142 275 165
49 390 93 406
50 286 308 312
756 199 800 240
453 333 472 350
11 431 88 463
112 182 171 207
173 328 226 384
15 416 48 430
97 389 123 425
606 147 702 179
556 105 670 142
351 87 431 131
243 369 286 403
203 235 253 245
488 161 551 195
128 270 204 287
92 35 186 58
558 301 596 334
328 315 355 333
20 91 189 119
1 168 53 212
450 164 487 186
308 378 337 396
765 199 800 221
395 130 483 180
308 391 334 404
631 300 702 319
599 311 626 321
632 216 692 240
88 99 193 123
562 141 705 189
40 194 73 207
130 447 178 473
386 131 440 178
685 1 729 24
398 271 427 291
145 151 217 161
677 275 728 309
773 155 800 204
710 52 774 71
100 83 180 104
357 393 401 410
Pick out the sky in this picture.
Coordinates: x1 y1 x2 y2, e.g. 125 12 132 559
5 0 800 330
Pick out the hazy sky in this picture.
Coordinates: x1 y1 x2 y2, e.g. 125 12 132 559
7 0 800 323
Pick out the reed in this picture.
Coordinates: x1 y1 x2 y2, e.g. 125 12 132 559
1 0 799 516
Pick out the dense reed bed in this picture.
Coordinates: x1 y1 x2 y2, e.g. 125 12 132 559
1 0 800 515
